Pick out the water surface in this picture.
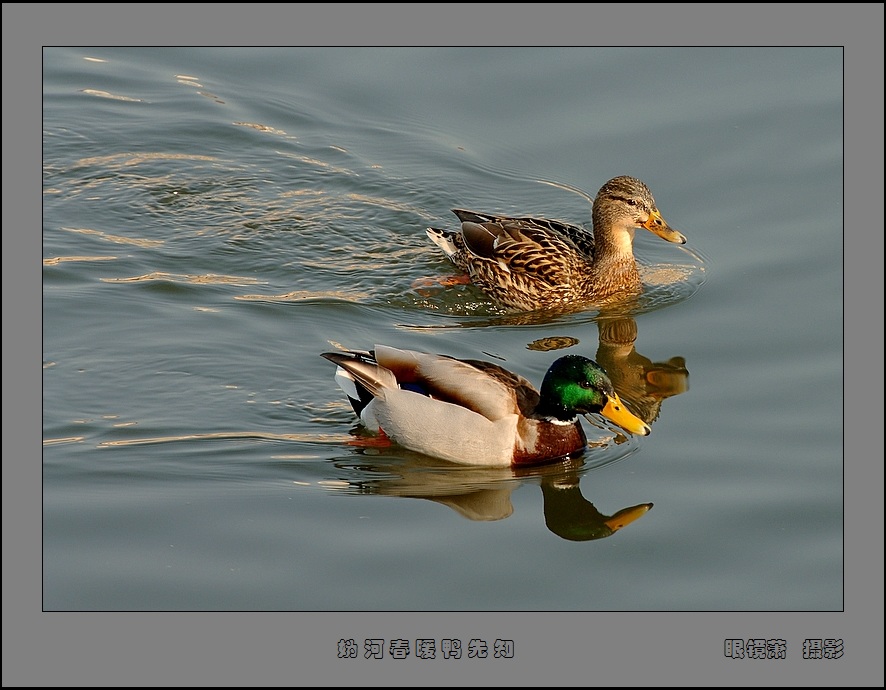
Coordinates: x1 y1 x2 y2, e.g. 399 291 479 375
43 46 843 611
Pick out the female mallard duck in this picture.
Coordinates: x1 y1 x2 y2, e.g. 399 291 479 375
426 175 686 311
321 344 650 467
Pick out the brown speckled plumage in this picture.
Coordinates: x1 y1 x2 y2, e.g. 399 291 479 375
427 176 686 312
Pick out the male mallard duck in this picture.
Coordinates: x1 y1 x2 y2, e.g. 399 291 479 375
321 344 650 467
426 175 686 311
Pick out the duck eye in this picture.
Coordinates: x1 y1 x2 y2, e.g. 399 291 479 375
579 380 592 389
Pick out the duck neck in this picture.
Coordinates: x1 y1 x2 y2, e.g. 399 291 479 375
585 222 641 297
514 416 587 466
532 397 578 424
591 215 637 260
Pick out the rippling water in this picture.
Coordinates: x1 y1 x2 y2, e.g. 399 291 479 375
40 44 845 621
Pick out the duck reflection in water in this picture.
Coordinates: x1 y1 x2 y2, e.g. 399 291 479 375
535 467 652 542
592 313 689 429
327 454 652 542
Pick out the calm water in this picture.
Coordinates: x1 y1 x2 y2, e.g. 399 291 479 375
42 47 843 612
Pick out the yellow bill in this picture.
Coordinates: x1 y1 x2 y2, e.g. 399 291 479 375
600 392 651 436
642 209 686 244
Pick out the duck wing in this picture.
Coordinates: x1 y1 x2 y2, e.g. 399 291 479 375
452 209 596 264
373 345 536 421
457 359 541 418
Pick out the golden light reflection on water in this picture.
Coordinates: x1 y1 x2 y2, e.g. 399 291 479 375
74 152 217 169
283 189 325 198
43 437 86 446
102 272 266 286
200 92 225 104
233 122 290 137
640 263 698 287
62 227 164 248
235 289 365 302
276 150 356 176
80 89 143 102
171 71 225 104
96 430 348 448
43 255 118 266
639 242 708 289
343 193 424 215
175 75 202 87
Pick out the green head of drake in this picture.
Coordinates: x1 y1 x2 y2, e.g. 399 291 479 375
536 355 651 436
